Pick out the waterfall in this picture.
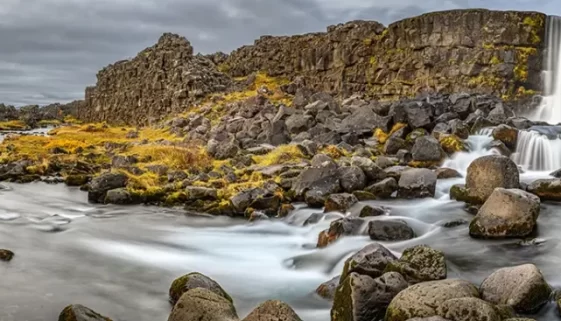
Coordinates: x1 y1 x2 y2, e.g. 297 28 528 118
511 130 561 171
441 128 500 175
531 16 561 124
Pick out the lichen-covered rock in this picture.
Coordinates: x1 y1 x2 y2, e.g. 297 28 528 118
168 288 238 321
469 188 540 239
317 218 366 248
243 300 302 321
340 243 397 280
397 169 437 199
465 155 520 204
412 136 444 162
384 245 446 284
368 220 415 241
366 177 398 198
169 272 232 305
480 264 551 313
331 272 408 321
527 178 561 201
324 193 359 213
435 297 501 321
0 249 14 262
87 172 128 203
58 304 112 321
315 276 339 300
385 279 479 321
337 166 367 193
492 124 519 150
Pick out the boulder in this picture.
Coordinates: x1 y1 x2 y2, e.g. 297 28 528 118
465 155 520 204
492 125 518 150
58 305 112 321
243 300 302 321
384 137 407 155
412 136 444 162
185 186 219 201
527 178 561 201
385 279 479 321
351 156 387 182
436 297 501 321
87 173 128 203
397 169 437 199
311 154 337 168
405 101 433 129
315 276 339 300
368 220 415 241
104 188 134 205
406 318 451 321
480 264 551 313
168 288 238 321
338 106 391 134
366 178 398 198
317 218 366 248
384 245 446 284
285 113 314 135
230 187 281 215
324 193 359 213
469 188 540 239
65 174 90 187
169 272 232 305
448 119 470 139
340 243 397 280
292 167 341 207
337 166 367 193
349 203 386 217
0 249 14 262
331 272 408 321
435 168 462 179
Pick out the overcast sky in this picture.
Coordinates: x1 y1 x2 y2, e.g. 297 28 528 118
0 0 559 106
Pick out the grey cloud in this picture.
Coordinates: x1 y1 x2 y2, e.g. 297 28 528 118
0 0 558 106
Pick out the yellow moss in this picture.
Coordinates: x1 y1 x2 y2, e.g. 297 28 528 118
523 15 544 44
370 56 378 66
439 135 466 154
363 38 373 46
515 86 538 98
63 115 82 124
253 145 305 166
514 47 537 82
319 145 349 159
374 123 407 144
490 56 501 65
408 160 440 168
126 144 211 171
37 119 61 127
121 171 161 190
482 43 495 50
0 120 26 130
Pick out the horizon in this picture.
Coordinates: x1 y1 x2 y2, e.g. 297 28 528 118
1 0 560 107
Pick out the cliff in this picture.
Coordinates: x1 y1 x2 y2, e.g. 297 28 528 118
80 9 547 125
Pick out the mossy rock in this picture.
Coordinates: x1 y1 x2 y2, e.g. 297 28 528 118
439 135 466 154
244 300 302 321
58 304 112 321
65 175 90 187
169 272 233 305
168 288 237 321
384 245 446 284
406 129 428 143
0 249 14 262
449 184 479 204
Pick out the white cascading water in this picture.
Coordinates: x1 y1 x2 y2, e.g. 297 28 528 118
511 130 561 171
531 16 561 124
441 128 499 176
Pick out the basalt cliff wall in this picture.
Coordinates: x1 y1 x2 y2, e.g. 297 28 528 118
79 9 547 125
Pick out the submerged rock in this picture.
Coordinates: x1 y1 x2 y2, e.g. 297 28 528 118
397 169 437 199
58 304 112 321
349 203 386 217
168 288 238 321
0 249 14 262
465 155 519 204
317 218 366 248
527 178 561 201
324 193 359 213
480 264 551 313
332 272 408 321
368 220 415 241
315 276 339 300
469 188 540 239
384 245 446 284
243 300 302 321
87 173 128 203
340 243 397 280
169 272 232 305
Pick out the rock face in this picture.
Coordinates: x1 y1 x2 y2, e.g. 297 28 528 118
168 288 238 321
464 155 520 204
480 264 551 313
80 33 231 125
243 300 302 321
469 188 540 238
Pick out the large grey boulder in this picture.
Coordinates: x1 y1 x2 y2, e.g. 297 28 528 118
340 243 397 280
168 288 238 321
384 245 446 284
324 193 359 213
366 177 398 198
464 155 519 204
435 297 501 321
368 220 415 241
88 172 128 203
337 166 367 193
412 136 444 162
397 169 437 199
292 167 341 208
480 264 551 313
338 106 391 134
331 272 408 321
243 300 302 321
317 218 366 248
469 188 540 239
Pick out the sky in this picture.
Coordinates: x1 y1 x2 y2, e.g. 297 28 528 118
0 0 559 106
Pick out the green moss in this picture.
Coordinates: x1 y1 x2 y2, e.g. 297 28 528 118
64 174 90 187
331 275 354 321
490 56 501 65
523 15 545 45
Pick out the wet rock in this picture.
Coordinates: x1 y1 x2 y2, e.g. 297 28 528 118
248 211 270 222
340 243 397 280
230 187 281 215
58 304 112 321
317 218 366 248
385 279 479 321
384 137 407 155
303 213 325 226
243 300 302 321
337 166 367 193
550 168 561 178
480 264 551 313
406 318 451 321
0 249 14 262
366 178 398 198
469 188 540 239
384 245 446 284
185 186 218 201
492 124 518 150
352 190 377 201
65 174 90 186
436 297 501 321
315 276 339 300
397 149 413 164
87 173 128 203
412 136 444 162
104 188 134 205
465 155 520 204
332 272 408 321
527 178 561 201
349 203 386 217
448 119 470 139
435 168 462 179
324 193 359 213
397 169 437 199
292 167 341 208
368 220 415 241
168 288 238 321
169 272 232 305
351 156 387 182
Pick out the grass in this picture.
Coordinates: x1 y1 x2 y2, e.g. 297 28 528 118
0 120 27 130
252 145 306 167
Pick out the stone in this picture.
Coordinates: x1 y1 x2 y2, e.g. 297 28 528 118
397 169 437 199
436 297 501 321
168 288 238 321
384 245 446 284
375 156 396 169
465 155 520 204
406 318 451 321
351 156 387 182
315 276 339 300
65 175 90 186
412 136 444 162
292 166 341 207
349 203 386 217
111 155 137 168
338 106 391 134
104 188 134 205
169 272 232 305
0 249 14 262
331 272 408 321
185 186 218 200
448 119 470 139
527 178 561 201
405 101 433 129
384 137 407 155
324 193 359 213
480 264 551 313
368 220 415 241
317 218 366 248
340 243 397 280
285 113 314 135
492 124 519 150
366 178 398 198
435 168 462 179
87 173 128 203
243 300 302 321
385 279 479 321
230 187 281 215
58 305 112 321
337 166 367 193
469 188 540 239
